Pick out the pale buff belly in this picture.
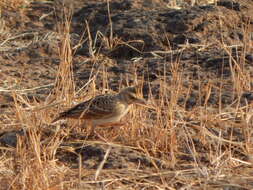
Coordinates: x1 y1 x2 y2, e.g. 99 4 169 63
92 104 131 126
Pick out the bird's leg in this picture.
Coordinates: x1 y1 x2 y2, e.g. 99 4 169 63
85 120 95 137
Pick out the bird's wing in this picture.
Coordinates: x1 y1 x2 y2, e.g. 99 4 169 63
54 95 117 121
83 95 118 119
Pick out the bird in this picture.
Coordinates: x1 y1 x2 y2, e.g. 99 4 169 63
52 86 146 127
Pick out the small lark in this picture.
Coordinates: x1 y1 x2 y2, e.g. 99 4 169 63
52 86 146 126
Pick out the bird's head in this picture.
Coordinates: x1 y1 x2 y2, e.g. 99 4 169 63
119 86 146 105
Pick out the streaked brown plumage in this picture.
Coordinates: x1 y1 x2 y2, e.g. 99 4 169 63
52 86 146 125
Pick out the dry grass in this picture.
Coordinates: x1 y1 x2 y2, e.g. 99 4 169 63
0 1 253 190
0 0 31 10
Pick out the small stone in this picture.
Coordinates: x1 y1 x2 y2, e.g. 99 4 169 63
246 54 253 63
0 130 24 147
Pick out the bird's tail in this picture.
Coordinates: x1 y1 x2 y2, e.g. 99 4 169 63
51 116 61 123
51 113 66 123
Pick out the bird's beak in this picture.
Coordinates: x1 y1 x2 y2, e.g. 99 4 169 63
135 98 147 105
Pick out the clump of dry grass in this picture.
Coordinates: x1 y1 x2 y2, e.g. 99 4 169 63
54 7 75 105
0 0 31 10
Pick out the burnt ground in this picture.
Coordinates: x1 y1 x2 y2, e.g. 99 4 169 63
0 0 253 189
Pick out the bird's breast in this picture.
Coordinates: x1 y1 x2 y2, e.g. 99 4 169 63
116 102 131 116
92 103 130 125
